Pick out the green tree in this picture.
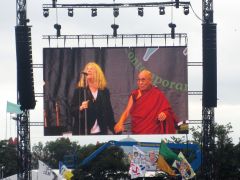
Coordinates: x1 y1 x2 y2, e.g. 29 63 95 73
0 140 18 178
73 143 129 180
190 123 240 179
213 123 237 179
31 137 81 169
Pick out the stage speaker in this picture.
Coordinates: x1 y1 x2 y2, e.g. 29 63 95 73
202 23 217 107
15 26 36 110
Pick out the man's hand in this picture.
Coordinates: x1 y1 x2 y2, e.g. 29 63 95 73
158 112 167 121
114 122 125 133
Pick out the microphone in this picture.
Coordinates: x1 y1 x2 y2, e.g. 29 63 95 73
80 71 88 76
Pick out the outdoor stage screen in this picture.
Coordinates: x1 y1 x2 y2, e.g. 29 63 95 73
43 47 188 136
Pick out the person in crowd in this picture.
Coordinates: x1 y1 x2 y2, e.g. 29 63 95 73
114 69 177 134
71 62 116 135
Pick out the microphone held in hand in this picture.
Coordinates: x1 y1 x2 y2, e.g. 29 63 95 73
80 71 88 76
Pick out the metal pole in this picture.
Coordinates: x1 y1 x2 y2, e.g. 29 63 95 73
82 74 88 135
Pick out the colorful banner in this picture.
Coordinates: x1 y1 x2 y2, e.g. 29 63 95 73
129 145 146 179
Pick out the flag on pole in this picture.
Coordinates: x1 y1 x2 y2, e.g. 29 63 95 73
129 145 146 179
172 152 196 179
38 160 58 180
59 161 73 180
156 154 176 176
159 141 181 162
6 101 22 114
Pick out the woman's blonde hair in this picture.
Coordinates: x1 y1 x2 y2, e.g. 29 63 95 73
77 62 107 89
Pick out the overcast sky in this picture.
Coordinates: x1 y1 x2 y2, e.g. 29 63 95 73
1 0 240 145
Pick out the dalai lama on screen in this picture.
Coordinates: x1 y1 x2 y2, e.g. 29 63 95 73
114 70 177 134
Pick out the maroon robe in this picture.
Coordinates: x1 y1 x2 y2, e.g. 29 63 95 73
130 86 177 134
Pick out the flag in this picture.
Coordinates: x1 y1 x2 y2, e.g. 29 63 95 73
159 141 181 162
156 154 176 176
38 160 58 180
59 161 73 180
145 150 158 171
129 145 146 179
6 101 22 114
172 152 196 179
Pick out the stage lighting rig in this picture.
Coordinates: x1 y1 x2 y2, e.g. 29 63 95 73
68 8 73 17
183 6 189 15
138 8 144 17
113 8 119 17
168 23 176 39
159 6 165 15
43 8 49 17
111 23 119 37
91 8 97 17
54 23 61 37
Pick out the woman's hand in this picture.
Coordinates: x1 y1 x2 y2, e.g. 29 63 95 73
114 121 125 133
80 100 89 111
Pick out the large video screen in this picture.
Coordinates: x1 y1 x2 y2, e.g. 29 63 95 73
43 47 188 136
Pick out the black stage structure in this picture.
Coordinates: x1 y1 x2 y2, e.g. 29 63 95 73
15 0 35 180
14 1 216 179
202 0 217 179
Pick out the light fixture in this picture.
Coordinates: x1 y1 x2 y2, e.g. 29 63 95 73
168 23 176 39
43 8 49 17
183 6 189 15
68 8 73 17
91 8 97 17
111 24 119 37
159 6 165 15
138 8 144 17
54 24 61 37
113 8 119 17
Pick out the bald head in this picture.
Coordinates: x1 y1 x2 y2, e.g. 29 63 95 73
137 70 153 91
139 70 152 82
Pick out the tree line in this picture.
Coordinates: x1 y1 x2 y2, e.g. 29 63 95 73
0 122 240 179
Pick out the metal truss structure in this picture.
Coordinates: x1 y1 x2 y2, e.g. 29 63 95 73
42 33 188 47
202 107 215 179
202 0 216 179
17 111 31 180
16 0 28 26
14 0 216 179
42 1 190 9
202 0 214 23
16 0 31 179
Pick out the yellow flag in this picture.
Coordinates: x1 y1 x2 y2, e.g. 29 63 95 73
156 154 176 176
63 170 73 180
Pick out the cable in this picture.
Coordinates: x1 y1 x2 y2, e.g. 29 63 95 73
171 0 174 23
189 3 203 22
